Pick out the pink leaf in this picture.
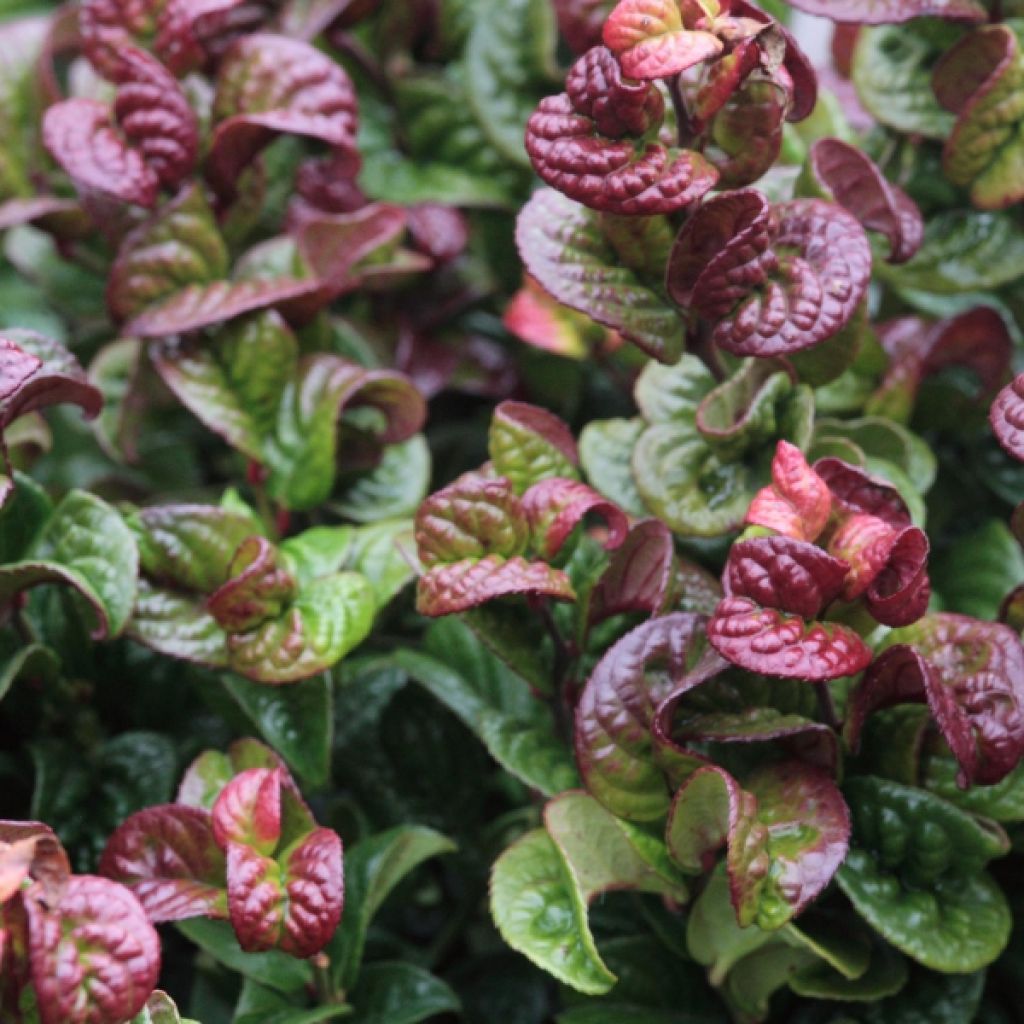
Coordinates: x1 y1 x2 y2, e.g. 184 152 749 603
521 478 629 559
206 537 297 633
746 440 831 542
777 0 985 24
589 519 676 625
991 373 1024 462
813 457 912 528
212 768 283 856
603 0 723 79
707 595 872 680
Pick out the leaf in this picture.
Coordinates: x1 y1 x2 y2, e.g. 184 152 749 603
333 436 431 523
707 596 873 681
782 0 984 23
837 777 1011 972
394 646 579 796
348 962 461 1024
99 805 228 922
936 24 1024 210
516 189 685 362
848 614 1024 787
806 138 922 264
935 521 1024 620
208 33 359 201
490 829 616 995
666 762 850 931
813 457 912 528
603 0 723 79
746 441 832 542
722 536 850 622
579 418 648 518
554 0 617 53
327 824 456 989
788 941 908 1002
132 990 196 1024
522 478 629 559
0 330 102 433
667 191 872 357
221 673 332 787
544 790 689 902
991 373 1024 461
589 519 675 624
575 613 711 821
525 46 718 216
851 23 959 139
42 99 160 208
466 0 557 167
0 491 138 639
489 401 579 496
25 874 161 1024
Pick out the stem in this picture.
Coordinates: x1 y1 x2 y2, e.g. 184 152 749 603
537 599 575 742
667 74 696 150
815 681 840 732
311 955 347 1007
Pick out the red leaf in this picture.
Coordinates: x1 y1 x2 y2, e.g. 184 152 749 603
525 46 718 215
991 374 1024 462
746 440 831 542
589 519 675 625
208 34 360 201
406 204 470 266
493 401 579 470
211 768 283 856
707 595 872 680
522 478 629 559
849 617 1024 786
603 0 723 80
863 526 930 628
43 99 160 208
777 0 985 23
723 536 849 621
99 805 227 922
809 138 923 264
813 457 912 528
206 537 297 633
0 822 69 908
827 514 898 600
553 0 617 53
416 555 576 617
26 875 160 1024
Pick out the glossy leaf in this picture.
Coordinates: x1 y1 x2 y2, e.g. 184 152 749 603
490 829 616 995
837 776 1011 971
349 962 461 1024
575 613 711 820
746 441 831 542
991 373 1024 462
489 401 578 495
667 762 849 930
25 874 161 1024
522 478 629 559
785 0 985 23
603 0 723 79
516 188 685 362
525 46 718 216
589 519 675 624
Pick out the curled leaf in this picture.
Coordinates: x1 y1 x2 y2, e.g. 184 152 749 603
525 46 718 215
991 373 1024 462
603 0 723 79
707 596 872 681
588 519 675 625
746 441 831 542
813 456 911 528
521 478 629 559
488 401 579 495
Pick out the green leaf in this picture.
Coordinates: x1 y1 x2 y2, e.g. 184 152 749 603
879 209 1024 295
490 828 616 995
462 603 554 695
221 672 332 787
932 520 1024 620
465 0 556 167
0 491 138 638
0 639 58 704
721 942 818 1022
0 17 48 201
176 918 311 995
349 962 461 1024
327 824 456 989
88 338 143 462
837 777 1012 971
852 23 959 140
579 418 648 518
789 941 908 1002
0 471 51 563
545 790 689 902
922 752 1024 822
333 435 431 523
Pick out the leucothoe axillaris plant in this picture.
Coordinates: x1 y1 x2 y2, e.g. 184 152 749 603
2 0 1024 1020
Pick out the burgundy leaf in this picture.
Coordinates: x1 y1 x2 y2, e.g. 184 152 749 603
553 0 617 53
589 519 675 625
827 514 898 599
575 613 712 820
863 527 930 628
521 478 629 559
921 308 1012 393
26 875 160 1024
43 99 160 208
208 33 359 201
666 191 872 356
225 826 342 957
851 615 1024 786
777 0 985 23
809 138 923 264
99 806 227 922
112 46 199 192
813 457 912 528
525 46 718 215
704 79 787 189
206 537 297 633
603 0 723 80
0 332 102 431
406 204 470 266
746 441 831 542
666 761 849 929
293 153 366 216
723 536 849 621
0 197 88 236
991 374 1024 462
707 595 872 681
416 555 576 617
211 768 283 856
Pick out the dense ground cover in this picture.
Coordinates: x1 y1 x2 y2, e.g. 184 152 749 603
3 0 1024 1021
